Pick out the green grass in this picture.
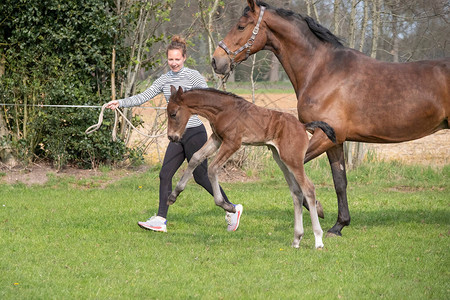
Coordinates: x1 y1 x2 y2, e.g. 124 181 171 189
1 159 449 299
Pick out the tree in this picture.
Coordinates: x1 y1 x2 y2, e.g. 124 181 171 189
0 0 126 168
113 0 173 146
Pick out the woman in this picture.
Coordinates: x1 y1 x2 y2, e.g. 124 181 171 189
106 36 243 233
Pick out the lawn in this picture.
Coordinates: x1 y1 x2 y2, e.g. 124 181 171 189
1 159 449 299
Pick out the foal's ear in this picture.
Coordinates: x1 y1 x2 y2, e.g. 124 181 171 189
177 86 183 96
170 85 177 96
247 0 256 12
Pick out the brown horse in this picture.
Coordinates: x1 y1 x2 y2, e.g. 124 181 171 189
212 0 450 236
166 85 336 249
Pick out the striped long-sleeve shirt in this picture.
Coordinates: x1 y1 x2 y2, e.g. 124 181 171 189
118 67 207 128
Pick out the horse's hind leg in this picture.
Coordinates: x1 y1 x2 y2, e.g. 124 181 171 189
167 137 220 205
270 147 304 248
305 130 350 236
326 145 350 237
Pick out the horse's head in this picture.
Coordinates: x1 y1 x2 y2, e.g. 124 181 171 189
212 0 268 76
167 85 191 143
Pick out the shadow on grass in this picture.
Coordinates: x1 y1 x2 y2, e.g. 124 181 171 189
172 204 449 225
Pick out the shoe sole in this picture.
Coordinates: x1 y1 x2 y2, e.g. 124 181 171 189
138 222 167 232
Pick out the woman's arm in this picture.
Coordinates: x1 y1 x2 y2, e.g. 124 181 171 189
106 75 165 110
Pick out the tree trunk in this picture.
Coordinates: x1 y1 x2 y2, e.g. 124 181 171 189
389 0 400 62
250 55 256 103
268 53 280 82
333 0 341 36
306 0 320 23
349 0 358 49
359 0 369 52
371 0 381 59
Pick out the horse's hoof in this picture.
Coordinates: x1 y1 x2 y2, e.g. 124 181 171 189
316 246 324 250
326 231 342 238
316 200 324 219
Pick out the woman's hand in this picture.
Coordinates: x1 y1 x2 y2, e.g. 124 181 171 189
105 100 120 110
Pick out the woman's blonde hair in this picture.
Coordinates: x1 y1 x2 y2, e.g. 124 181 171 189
167 35 187 57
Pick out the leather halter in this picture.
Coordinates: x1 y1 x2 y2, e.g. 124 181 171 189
218 6 266 69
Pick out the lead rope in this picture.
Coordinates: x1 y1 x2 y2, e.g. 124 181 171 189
85 103 166 141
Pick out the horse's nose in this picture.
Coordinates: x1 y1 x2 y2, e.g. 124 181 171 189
211 57 217 71
211 56 230 75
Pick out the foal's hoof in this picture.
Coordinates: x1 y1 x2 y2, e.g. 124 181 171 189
223 203 236 213
167 194 177 205
316 200 324 219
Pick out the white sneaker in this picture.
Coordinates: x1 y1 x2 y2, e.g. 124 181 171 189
138 216 167 232
225 204 243 232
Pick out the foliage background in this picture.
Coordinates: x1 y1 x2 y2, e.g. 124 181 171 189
0 0 449 168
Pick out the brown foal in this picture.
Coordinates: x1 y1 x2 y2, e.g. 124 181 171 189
166 86 336 249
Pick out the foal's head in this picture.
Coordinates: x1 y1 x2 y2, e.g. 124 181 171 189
167 85 191 143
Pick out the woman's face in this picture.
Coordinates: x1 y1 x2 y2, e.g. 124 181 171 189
167 49 186 72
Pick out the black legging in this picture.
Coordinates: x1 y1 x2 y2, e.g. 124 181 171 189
157 124 231 218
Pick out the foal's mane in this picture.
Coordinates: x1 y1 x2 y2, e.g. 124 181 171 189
186 88 245 102
246 1 343 48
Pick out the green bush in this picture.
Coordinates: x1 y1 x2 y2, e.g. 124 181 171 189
0 0 133 168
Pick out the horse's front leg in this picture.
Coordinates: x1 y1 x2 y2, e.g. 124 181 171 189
167 137 220 205
207 142 240 213
326 144 350 237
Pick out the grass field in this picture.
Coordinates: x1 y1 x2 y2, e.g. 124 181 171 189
1 158 449 299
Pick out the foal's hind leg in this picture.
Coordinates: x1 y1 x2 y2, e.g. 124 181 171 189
167 137 220 205
292 171 324 249
274 147 324 249
270 147 304 248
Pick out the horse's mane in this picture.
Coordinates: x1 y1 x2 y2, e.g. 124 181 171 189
248 1 343 48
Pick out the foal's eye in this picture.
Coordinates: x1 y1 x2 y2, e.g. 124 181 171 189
237 25 245 31
170 113 177 119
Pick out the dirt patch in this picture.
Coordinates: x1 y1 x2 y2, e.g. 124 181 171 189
0 163 149 186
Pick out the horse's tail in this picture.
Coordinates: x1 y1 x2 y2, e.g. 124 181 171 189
305 121 337 144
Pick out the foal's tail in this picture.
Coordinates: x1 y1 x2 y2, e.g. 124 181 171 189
305 121 337 144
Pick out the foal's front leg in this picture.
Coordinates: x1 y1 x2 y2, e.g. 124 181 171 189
167 137 220 205
207 141 240 213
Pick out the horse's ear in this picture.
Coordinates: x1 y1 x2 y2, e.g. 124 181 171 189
247 0 256 12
